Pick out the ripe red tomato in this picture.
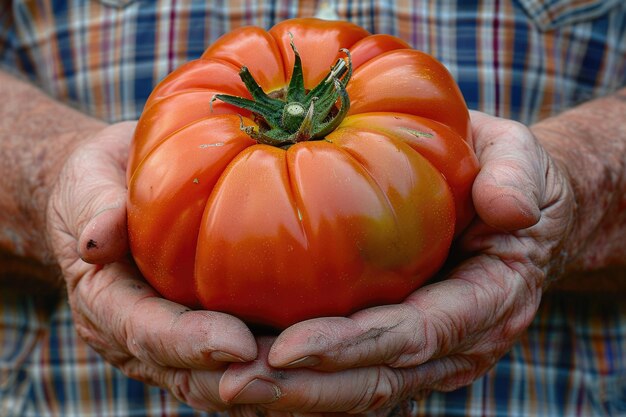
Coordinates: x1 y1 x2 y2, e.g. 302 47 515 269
127 18 479 329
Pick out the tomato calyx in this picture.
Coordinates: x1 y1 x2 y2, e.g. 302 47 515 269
214 38 352 148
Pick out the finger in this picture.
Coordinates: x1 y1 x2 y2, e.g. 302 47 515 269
268 256 536 373
469 111 545 231
78 199 128 264
221 339 427 414
120 357 229 412
72 261 258 370
73 122 135 263
267 304 437 371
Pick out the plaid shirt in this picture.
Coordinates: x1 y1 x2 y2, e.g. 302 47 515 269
1 1 626 416
1 0 625 124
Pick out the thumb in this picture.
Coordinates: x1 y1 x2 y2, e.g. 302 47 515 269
78 199 128 264
70 122 134 263
469 111 544 231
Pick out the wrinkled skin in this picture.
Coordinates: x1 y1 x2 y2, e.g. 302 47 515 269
47 122 257 411
46 111 574 415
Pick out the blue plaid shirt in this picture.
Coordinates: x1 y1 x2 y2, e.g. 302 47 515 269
1 1 626 416
1 0 625 125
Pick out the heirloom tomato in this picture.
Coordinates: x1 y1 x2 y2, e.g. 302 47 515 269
127 18 479 329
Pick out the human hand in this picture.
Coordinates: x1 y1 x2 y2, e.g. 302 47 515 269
218 111 576 414
46 122 258 411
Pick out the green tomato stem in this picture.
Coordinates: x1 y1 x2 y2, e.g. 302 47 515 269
213 40 353 147
282 102 306 131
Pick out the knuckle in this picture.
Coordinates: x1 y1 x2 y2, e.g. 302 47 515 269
118 357 161 387
125 324 146 355
503 119 529 136
353 368 406 413
171 370 228 412
125 320 160 366
500 311 534 344
73 312 127 361
387 313 435 368
478 118 537 160
167 369 193 403
432 356 485 392
496 272 541 343
494 119 533 146
123 297 167 366
73 318 101 347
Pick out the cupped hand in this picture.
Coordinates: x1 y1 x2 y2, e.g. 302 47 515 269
46 122 258 411
218 111 576 414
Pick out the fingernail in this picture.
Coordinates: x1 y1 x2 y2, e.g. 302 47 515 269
210 351 245 363
282 355 321 368
231 379 281 404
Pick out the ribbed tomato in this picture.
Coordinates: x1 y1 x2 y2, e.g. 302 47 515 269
127 18 479 329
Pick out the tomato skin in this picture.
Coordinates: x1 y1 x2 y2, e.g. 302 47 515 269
349 34 411 69
347 49 472 140
194 134 454 328
201 26 287 92
128 115 256 306
127 18 479 329
268 18 370 88
340 113 479 234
